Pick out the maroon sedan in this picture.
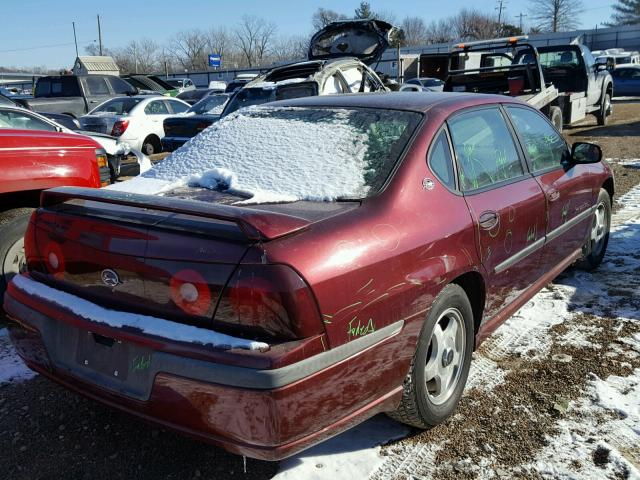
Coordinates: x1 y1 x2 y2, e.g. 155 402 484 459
4 93 613 460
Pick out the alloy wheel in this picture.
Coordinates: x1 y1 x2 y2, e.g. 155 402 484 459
424 307 466 405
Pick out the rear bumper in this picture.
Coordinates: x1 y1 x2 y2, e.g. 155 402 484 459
161 136 190 152
3 282 407 460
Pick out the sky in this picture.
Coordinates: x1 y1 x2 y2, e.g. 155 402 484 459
0 0 616 70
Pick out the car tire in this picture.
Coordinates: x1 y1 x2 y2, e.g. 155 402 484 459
549 106 563 133
0 208 33 299
142 136 161 156
597 93 611 126
388 283 474 428
577 188 611 271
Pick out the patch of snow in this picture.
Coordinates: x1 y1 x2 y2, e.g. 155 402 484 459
11 275 269 351
274 415 410 480
250 78 308 90
0 328 37 384
110 106 409 203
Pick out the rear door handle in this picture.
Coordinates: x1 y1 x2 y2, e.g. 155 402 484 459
547 188 560 202
479 211 499 230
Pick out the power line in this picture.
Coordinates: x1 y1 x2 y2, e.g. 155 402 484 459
0 39 95 54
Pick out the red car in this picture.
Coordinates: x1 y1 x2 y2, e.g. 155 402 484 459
0 129 109 299
4 93 613 460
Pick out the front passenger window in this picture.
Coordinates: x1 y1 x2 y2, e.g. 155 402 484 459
506 106 567 172
448 108 524 191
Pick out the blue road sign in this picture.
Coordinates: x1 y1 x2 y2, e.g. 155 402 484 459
208 54 221 68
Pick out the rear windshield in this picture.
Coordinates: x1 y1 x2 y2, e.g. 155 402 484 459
538 49 580 68
190 95 229 115
143 106 422 202
91 97 143 114
166 79 182 87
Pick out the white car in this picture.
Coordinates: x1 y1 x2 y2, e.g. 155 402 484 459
79 95 191 155
165 78 196 93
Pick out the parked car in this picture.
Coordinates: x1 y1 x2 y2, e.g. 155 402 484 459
162 93 230 152
399 77 445 92
176 88 218 105
224 74 258 93
79 95 190 155
596 52 640 69
0 104 133 181
121 75 178 97
165 78 196 93
221 19 391 117
611 66 640 96
4 92 613 461
208 80 227 92
16 75 137 118
0 129 109 299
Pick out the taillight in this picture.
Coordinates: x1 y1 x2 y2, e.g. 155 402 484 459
215 265 322 340
95 148 110 187
169 269 212 316
43 240 65 278
111 119 129 137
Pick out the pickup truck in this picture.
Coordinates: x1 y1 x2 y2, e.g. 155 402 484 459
0 129 110 299
439 37 613 131
16 75 137 118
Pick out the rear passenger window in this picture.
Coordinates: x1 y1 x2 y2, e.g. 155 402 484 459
82 76 110 95
428 130 456 189
506 106 567 172
145 101 169 115
448 108 524 191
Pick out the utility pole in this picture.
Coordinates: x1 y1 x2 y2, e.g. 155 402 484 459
72 21 79 58
134 42 138 74
97 14 103 55
518 12 527 33
496 0 506 35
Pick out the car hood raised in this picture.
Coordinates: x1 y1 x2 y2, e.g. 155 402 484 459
308 19 394 65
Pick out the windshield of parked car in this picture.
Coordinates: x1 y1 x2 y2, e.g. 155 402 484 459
166 79 182 88
91 97 144 115
421 79 443 87
121 106 422 202
189 95 229 115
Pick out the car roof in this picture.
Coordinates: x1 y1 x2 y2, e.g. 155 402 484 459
268 91 526 113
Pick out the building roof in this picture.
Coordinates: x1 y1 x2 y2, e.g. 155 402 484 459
75 56 119 72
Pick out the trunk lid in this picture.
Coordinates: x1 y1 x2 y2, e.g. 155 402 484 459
163 115 217 138
79 114 121 135
308 19 394 65
26 187 338 332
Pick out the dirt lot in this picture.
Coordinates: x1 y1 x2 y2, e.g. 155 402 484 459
1 100 639 480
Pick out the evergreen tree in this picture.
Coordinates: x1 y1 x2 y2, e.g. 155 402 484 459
607 0 640 26
355 1 373 19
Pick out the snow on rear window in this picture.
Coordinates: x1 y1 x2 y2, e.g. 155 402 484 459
115 106 420 203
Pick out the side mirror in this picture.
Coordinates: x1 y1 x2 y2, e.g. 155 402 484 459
595 63 608 72
571 142 602 164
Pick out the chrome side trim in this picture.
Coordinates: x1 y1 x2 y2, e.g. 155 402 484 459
494 206 595 274
494 237 545 274
546 206 595 243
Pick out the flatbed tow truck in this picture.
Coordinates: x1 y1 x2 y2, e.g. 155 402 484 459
439 36 613 131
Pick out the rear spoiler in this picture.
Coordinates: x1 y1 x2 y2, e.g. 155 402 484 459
40 187 311 241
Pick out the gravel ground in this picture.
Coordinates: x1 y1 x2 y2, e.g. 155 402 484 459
1 100 639 480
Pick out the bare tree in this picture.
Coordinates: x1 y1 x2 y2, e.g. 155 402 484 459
234 15 277 67
529 0 583 32
452 8 499 40
401 17 429 46
170 29 208 70
311 8 347 30
206 27 233 60
270 35 309 63
425 19 456 43
113 39 160 74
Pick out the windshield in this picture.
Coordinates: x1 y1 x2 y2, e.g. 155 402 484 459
92 97 143 114
422 79 443 87
137 106 422 202
189 95 229 115
166 79 182 87
222 88 276 116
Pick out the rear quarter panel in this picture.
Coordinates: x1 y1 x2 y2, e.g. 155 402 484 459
0 130 101 194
